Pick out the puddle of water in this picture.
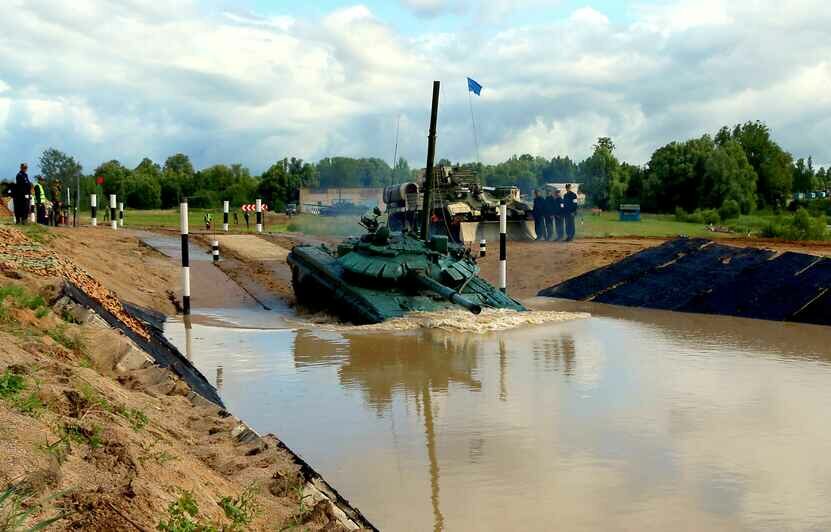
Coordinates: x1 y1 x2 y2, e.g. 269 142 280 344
166 305 831 531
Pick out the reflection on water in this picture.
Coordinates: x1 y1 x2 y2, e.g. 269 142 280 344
165 306 831 531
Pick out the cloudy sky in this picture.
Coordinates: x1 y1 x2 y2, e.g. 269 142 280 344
1 0 829 175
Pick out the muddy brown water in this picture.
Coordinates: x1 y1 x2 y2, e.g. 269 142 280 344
164 299 831 531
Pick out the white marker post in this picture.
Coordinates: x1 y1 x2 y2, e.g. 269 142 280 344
29 195 35 223
109 194 117 230
479 239 487 258
90 194 97 226
180 200 191 315
65 187 71 225
212 240 220 264
255 198 262 233
499 200 507 294
119 202 124 227
222 200 229 232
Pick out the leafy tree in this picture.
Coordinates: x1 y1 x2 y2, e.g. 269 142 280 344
643 136 714 212
792 157 816 193
94 160 131 198
731 121 793 207
38 148 83 190
391 157 411 183
702 140 757 214
578 137 621 209
161 154 195 207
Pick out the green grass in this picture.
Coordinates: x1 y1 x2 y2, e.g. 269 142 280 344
74 208 289 234
61 207 827 241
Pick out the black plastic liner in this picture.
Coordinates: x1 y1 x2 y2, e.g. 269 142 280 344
63 282 224 407
598 244 775 310
539 239 831 326
538 238 710 300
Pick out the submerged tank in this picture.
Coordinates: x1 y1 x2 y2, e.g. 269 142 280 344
287 81 527 324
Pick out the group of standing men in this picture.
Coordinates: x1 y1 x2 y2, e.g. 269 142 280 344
532 183 578 242
12 163 63 225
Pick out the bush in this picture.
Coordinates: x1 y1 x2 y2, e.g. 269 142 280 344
675 207 720 225
761 208 828 240
719 199 741 221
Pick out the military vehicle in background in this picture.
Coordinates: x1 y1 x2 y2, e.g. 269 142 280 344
385 165 537 242
287 81 527 324
319 200 370 217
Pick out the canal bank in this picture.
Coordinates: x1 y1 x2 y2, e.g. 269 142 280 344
0 225 375 531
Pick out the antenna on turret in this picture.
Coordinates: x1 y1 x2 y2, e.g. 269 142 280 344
421 81 440 241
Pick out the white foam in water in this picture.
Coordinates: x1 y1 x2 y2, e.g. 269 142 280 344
348 308 590 333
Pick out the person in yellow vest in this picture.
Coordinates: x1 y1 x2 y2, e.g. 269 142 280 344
33 176 48 225
204 211 213 230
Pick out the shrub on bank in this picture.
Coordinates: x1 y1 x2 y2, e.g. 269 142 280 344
675 207 721 225
718 199 741 221
761 208 828 240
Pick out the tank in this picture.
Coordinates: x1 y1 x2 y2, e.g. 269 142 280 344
287 81 527 324
288 210 525 324
385 166 537 241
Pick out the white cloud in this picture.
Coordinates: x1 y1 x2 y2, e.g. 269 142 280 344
0 0 828 174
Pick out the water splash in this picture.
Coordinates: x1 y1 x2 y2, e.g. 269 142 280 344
340 308 589 333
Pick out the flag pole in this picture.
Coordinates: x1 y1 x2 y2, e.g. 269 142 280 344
468 86 481 164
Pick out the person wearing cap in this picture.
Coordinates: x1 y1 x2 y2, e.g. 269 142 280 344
13 164 31 224
563 183 578 241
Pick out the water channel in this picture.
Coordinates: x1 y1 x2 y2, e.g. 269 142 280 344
164 297 831 531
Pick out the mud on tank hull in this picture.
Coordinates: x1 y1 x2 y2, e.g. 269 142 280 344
288 244 525 324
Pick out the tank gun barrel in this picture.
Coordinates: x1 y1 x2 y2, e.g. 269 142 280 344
412 273 482 315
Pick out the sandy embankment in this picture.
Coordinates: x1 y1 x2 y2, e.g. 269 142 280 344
0 226 370 531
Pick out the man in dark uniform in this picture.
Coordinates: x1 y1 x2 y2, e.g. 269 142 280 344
563 183 578 241
532 189 547 240
552 188 565 241
543 188 556 241
14 163 31 224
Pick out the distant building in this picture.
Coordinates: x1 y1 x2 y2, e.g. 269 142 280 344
298 187 384 214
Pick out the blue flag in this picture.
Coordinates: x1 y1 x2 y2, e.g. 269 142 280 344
467 77 482 96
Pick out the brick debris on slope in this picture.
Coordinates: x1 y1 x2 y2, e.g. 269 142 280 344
0 227 150 340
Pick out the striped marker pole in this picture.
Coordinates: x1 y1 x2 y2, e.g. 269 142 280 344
255 198 262 233
180 200 191 315
222 201 229 232
211 240 220 263
118 202 124 227
479 239 487 257
109 194 117 230
90 194 97 226
499 200 507 294
65 187 71 225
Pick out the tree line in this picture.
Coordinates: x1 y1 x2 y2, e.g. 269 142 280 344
18 120 829 214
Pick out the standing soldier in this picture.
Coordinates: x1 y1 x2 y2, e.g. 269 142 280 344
243 209 250 230
204 211 213 230
33 175 48 225
563 183 578 241
553 188 565 241
233 210 239 226
13 163 31 224
532 190 546 241
49 178 63 226
543 188 556 241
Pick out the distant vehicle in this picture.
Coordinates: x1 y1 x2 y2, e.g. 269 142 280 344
285 203 297 216
319 200 370 217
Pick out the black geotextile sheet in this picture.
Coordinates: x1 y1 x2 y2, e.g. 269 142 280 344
596 244 776 310
537 238 710 299
681 252 822 320
64 283 224 407
540 238 831 326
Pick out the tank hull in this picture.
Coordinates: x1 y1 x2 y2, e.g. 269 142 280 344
288 244 525 324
